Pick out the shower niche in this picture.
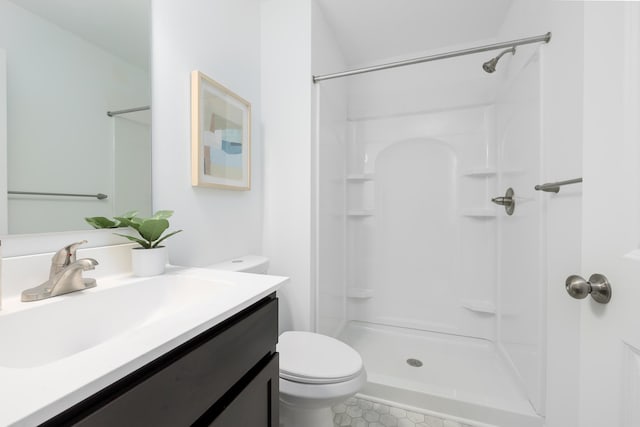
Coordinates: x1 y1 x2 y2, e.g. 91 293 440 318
314 34 545 427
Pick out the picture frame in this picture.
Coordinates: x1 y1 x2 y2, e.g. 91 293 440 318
191 70 251 190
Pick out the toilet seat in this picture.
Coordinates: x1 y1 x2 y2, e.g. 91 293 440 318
278 331 363 385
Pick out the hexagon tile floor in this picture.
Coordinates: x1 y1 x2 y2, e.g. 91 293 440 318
332 397 475 427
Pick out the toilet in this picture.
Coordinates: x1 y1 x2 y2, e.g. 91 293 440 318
207 256 367 427
277 331 367 427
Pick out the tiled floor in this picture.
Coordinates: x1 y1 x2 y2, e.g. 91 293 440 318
333 397 475 427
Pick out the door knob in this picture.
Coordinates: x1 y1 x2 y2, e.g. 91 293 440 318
565 273 612 304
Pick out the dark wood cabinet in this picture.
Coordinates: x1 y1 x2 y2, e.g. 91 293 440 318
206 354 279 427
42 294 279 427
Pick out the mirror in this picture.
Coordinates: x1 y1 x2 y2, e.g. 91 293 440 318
0 0 151 235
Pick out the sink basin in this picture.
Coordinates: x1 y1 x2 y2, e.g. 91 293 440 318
0 274 233 369
0 265 287 427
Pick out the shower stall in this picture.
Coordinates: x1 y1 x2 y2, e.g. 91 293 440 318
313 29 549 427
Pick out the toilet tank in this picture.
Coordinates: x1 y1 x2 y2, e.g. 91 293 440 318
206 255 269 274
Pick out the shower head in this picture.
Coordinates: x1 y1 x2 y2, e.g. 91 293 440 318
482 47 516 73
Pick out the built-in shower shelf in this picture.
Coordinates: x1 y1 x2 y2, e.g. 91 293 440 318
348 210 374 217
346 173 375 182
461 209 497 218
461 300 496 314
462 167 497 177
347 288 374 299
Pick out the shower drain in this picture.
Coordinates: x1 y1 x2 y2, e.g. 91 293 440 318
406 358 423 367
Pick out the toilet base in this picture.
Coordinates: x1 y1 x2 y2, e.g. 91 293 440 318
280 401 333 427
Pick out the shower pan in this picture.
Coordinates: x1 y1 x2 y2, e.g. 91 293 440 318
314 34 549 427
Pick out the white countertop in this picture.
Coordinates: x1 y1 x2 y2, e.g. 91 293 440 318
0 267 288 427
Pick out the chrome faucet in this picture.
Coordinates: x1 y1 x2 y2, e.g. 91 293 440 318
21 240 99 302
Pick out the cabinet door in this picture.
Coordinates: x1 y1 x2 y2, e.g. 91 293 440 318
55 297 278 427
208 354 279 427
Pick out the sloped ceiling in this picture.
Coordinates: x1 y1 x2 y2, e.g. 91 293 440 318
315 0 513 66
9 0 149 70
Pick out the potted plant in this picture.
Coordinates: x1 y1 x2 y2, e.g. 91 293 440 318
85 210 182 276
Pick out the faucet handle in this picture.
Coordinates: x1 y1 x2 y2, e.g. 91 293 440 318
50 240 88 278
65 240 88 263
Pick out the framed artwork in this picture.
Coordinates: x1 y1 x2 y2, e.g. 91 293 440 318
191 70 251 190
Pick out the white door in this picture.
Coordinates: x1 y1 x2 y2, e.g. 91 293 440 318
581 3 640 426
0 48 6 234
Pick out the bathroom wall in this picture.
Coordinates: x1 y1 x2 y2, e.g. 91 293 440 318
494 46 545 413
347 47 499 119
344 105 498 341
0 0 149 234
152 0 263 267
312 2 349 337
113 114 152 218
498 1 584 425
261 0 313 332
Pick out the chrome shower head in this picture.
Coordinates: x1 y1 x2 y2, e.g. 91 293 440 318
482 58 499 73
482 47 516 73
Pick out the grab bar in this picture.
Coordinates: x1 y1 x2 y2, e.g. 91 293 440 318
8 191 108 200
534 178 582 193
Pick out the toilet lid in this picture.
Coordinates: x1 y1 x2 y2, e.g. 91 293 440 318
278 331 363 384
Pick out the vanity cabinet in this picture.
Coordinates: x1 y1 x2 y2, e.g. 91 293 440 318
42 294 279 427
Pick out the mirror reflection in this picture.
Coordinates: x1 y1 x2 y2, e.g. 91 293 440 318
1 0 151 235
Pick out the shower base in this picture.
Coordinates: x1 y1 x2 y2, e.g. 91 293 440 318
338 321 543 427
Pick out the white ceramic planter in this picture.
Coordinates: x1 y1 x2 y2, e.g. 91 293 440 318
131 246 168 277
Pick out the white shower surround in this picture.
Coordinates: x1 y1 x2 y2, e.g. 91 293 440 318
314 24 546 426
345 106 496 340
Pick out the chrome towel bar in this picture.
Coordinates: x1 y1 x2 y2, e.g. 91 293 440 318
9 191 108 200
534 177 582 193
106 105 150 117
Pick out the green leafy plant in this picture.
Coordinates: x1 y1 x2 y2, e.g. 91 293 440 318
84 210 138 229
85 210 182 249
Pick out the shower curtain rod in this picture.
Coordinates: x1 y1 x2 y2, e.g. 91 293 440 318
312 32 551 83
107 105 150 117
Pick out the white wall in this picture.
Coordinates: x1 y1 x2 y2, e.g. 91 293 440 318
498 2 584 426
312 1 349 337
0 0 149 234
495 47 545 413
151 0 263 267
348 48 499 119
344 107 497 340
113 115 151 218
261 0 313 332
